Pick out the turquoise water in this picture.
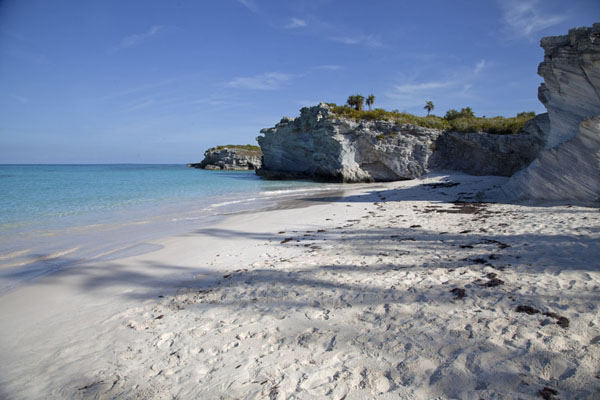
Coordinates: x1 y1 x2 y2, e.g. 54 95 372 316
0 165 336 292
0 164 324 228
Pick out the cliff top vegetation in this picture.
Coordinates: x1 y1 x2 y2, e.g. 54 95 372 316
327 103 536 134
213 144 262 153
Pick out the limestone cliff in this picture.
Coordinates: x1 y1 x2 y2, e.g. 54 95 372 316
429 114 547 177
257 104 439 182
504 116 600 201
257 103 543 182
188 146 262 171
504 24 600 202
537 24 600 149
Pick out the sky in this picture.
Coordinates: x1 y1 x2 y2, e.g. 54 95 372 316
0 0 598 164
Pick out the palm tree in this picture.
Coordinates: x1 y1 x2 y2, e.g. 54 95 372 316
460 107 474 118
346 94 365 111
424 101 434 116
366 94 375 110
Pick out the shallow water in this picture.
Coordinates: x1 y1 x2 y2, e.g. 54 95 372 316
0 165 338 293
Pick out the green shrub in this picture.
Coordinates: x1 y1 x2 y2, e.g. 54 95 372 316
328 104 535 134
444 109 460 120
215 144 261 152
328 105 451 130
446 113 535 134
445 107 475 120
517 111 536 119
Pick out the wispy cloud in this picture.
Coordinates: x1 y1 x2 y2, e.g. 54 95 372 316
119 25 163 49
227 72 295 90
102 77 182 100
314 64 344 71
0 31 51 65
474 59 486 74
285 18 307 29
1 46 51 65
499 0 565 39
329 33 382 48
238 0 259 13
0 29 34 43
392 81 454 95
125 98 157 112
9 94 29 104
120 92 249 113
278 15 383 48
386 60 487 108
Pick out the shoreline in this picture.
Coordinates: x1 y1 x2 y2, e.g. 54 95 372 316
0 177 350 294
0 173 599 398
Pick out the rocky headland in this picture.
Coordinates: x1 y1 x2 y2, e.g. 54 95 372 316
503 24 600 202
257 23 599 202
188 145 262 171
256 104 544 183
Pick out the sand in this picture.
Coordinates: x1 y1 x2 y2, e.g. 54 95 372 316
0 173 599 399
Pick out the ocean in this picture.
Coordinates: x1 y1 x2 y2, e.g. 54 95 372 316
0 164 338 293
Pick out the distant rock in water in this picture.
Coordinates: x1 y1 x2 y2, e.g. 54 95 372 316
503 24 600 202
188 145 262 171
256 103 543 183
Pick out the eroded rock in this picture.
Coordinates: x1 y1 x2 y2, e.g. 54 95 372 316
538 24 600 149
504 24 600 202
257 104 542 182
189 146 262 171
504 116 600 201
429 114 547 177
257 104 439 182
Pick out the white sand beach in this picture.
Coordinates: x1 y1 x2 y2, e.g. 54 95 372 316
0 173 599 399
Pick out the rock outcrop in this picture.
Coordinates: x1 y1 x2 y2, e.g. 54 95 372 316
188 146 262 170
255 24 599 200
537 24 600 149
504 116 600 201
503 24 600 202
429 113 547 177
257 103 543 182
257 104 440 182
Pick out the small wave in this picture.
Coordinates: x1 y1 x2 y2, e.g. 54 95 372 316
0 246 80 269
259 187 337 196
210 198 257 208
170 216 209 222
89 243 162 262
0 249 31 261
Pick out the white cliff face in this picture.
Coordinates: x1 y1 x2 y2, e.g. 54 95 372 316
430 114 547 177
257 103 440 182
257 103 542 182
504 117 600 201
538 24 600 149
504 24 600 202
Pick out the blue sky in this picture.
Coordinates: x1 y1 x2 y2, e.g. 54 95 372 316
0 0 598 163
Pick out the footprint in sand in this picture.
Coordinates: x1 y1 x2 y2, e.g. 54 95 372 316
222 341 240 352
236 331 256 340
156 332 174 349
374 372 393 393
304 308 331 321
297 328 320 348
